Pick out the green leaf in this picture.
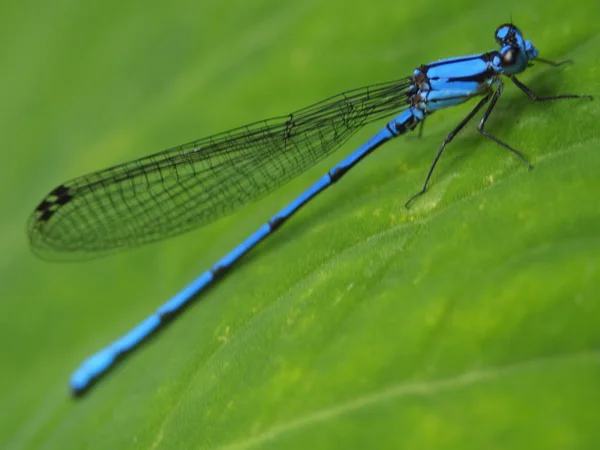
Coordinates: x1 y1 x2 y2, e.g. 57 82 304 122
1 0 599 448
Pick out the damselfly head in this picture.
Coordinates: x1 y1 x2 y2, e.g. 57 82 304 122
494 24 538 74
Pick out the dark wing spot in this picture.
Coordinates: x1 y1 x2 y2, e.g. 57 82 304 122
35 184 73 222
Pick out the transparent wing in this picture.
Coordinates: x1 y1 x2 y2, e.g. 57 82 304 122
28 78 412 260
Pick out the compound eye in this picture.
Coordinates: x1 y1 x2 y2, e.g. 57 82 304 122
502 48 519 66
495 25 509 45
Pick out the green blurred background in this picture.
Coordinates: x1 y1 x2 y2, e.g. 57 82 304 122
1 0 599 448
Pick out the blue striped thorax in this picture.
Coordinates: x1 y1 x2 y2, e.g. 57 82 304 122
407 24 540 113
